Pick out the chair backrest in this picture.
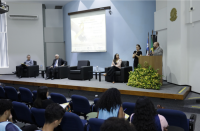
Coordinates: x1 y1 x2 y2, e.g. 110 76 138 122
92 98 99 112
122 102 135 116
50 93 67 104
19 87 33 103
33 61 37 65
77 60 90 70
157 109 189 131
12 101 34 124
31 107 45 127
94 98 99 105
4 86 18 101
32 90 37 101
121 61 129 67
71 95 91 114
89 118 104 131
0 86 6 98
60 112 85 131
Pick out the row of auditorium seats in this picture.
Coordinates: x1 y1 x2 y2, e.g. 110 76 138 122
0 85 196 131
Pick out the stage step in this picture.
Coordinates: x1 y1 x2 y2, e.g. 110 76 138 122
183 92 200 105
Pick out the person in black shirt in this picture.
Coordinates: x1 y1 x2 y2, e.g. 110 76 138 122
33 86 54 109
37 103 65 131
132 44 142 69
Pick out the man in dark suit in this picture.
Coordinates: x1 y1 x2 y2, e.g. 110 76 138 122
46 54 66 80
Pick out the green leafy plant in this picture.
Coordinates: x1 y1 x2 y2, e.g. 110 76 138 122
127 64 162 90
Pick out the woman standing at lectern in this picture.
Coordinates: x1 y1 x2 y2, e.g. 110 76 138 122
104 53 122 84
133 44 142 69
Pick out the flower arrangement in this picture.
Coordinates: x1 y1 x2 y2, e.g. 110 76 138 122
127 63 162 90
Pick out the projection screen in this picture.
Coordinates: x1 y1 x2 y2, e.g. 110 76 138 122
70 10 106 52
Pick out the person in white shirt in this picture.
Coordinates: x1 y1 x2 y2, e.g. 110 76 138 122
46 54 66 80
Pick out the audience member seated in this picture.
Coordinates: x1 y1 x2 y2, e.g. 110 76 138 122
33 86 54 109
97 88 124 120
130 96 168 131
101 117 136 131
104 53 122 84
0 99 38 131
36 103 65 131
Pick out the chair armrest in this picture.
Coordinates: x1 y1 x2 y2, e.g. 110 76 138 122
121 66 133 70
26 65 39 68
81 66 93 75
189 114 196 131
69 66 77 70
120 66 133 74
55 65 69 68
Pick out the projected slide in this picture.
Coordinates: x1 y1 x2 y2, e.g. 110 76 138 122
70 10 106 52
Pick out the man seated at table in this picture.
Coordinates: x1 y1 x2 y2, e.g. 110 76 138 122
16 55 34 78
46 54 66 80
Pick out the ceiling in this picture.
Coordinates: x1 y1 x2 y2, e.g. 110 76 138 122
3 0 74 9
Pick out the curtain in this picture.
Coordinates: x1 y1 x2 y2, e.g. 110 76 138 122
0 12 9 68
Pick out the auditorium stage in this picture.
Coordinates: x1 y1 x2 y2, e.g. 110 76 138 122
0 75 190 100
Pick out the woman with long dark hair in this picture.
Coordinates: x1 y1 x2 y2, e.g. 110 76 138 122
104 53 122 83
97 88 124 120
130 97 168 131
33 86 54 109
132 44 142 68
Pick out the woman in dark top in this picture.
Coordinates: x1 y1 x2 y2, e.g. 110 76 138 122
132 44 142 68
33 86 54 109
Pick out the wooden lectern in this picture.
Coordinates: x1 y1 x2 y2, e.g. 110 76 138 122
138 56 162 83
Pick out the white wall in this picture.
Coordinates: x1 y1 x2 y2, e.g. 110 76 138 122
156 0 167 11
0 2 45 74
45 9 63 27
154 7 167 80
155 0 200 93
44 9 65 66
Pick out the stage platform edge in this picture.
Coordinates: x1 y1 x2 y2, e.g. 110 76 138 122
0 79 190 100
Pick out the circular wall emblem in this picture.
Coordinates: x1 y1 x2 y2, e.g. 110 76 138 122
170 8 177 22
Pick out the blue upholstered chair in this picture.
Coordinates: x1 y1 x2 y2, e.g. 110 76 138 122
91 98 99 112
0 86 6 99
60 112 87 131
32 90 37 101
4 86 19 101
12 101 35 124
50 93 67 104
19 87 33 105
71 95 91 119
31 107 45 127
122 102 135 116
88 118 104 131
157 109 196 131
